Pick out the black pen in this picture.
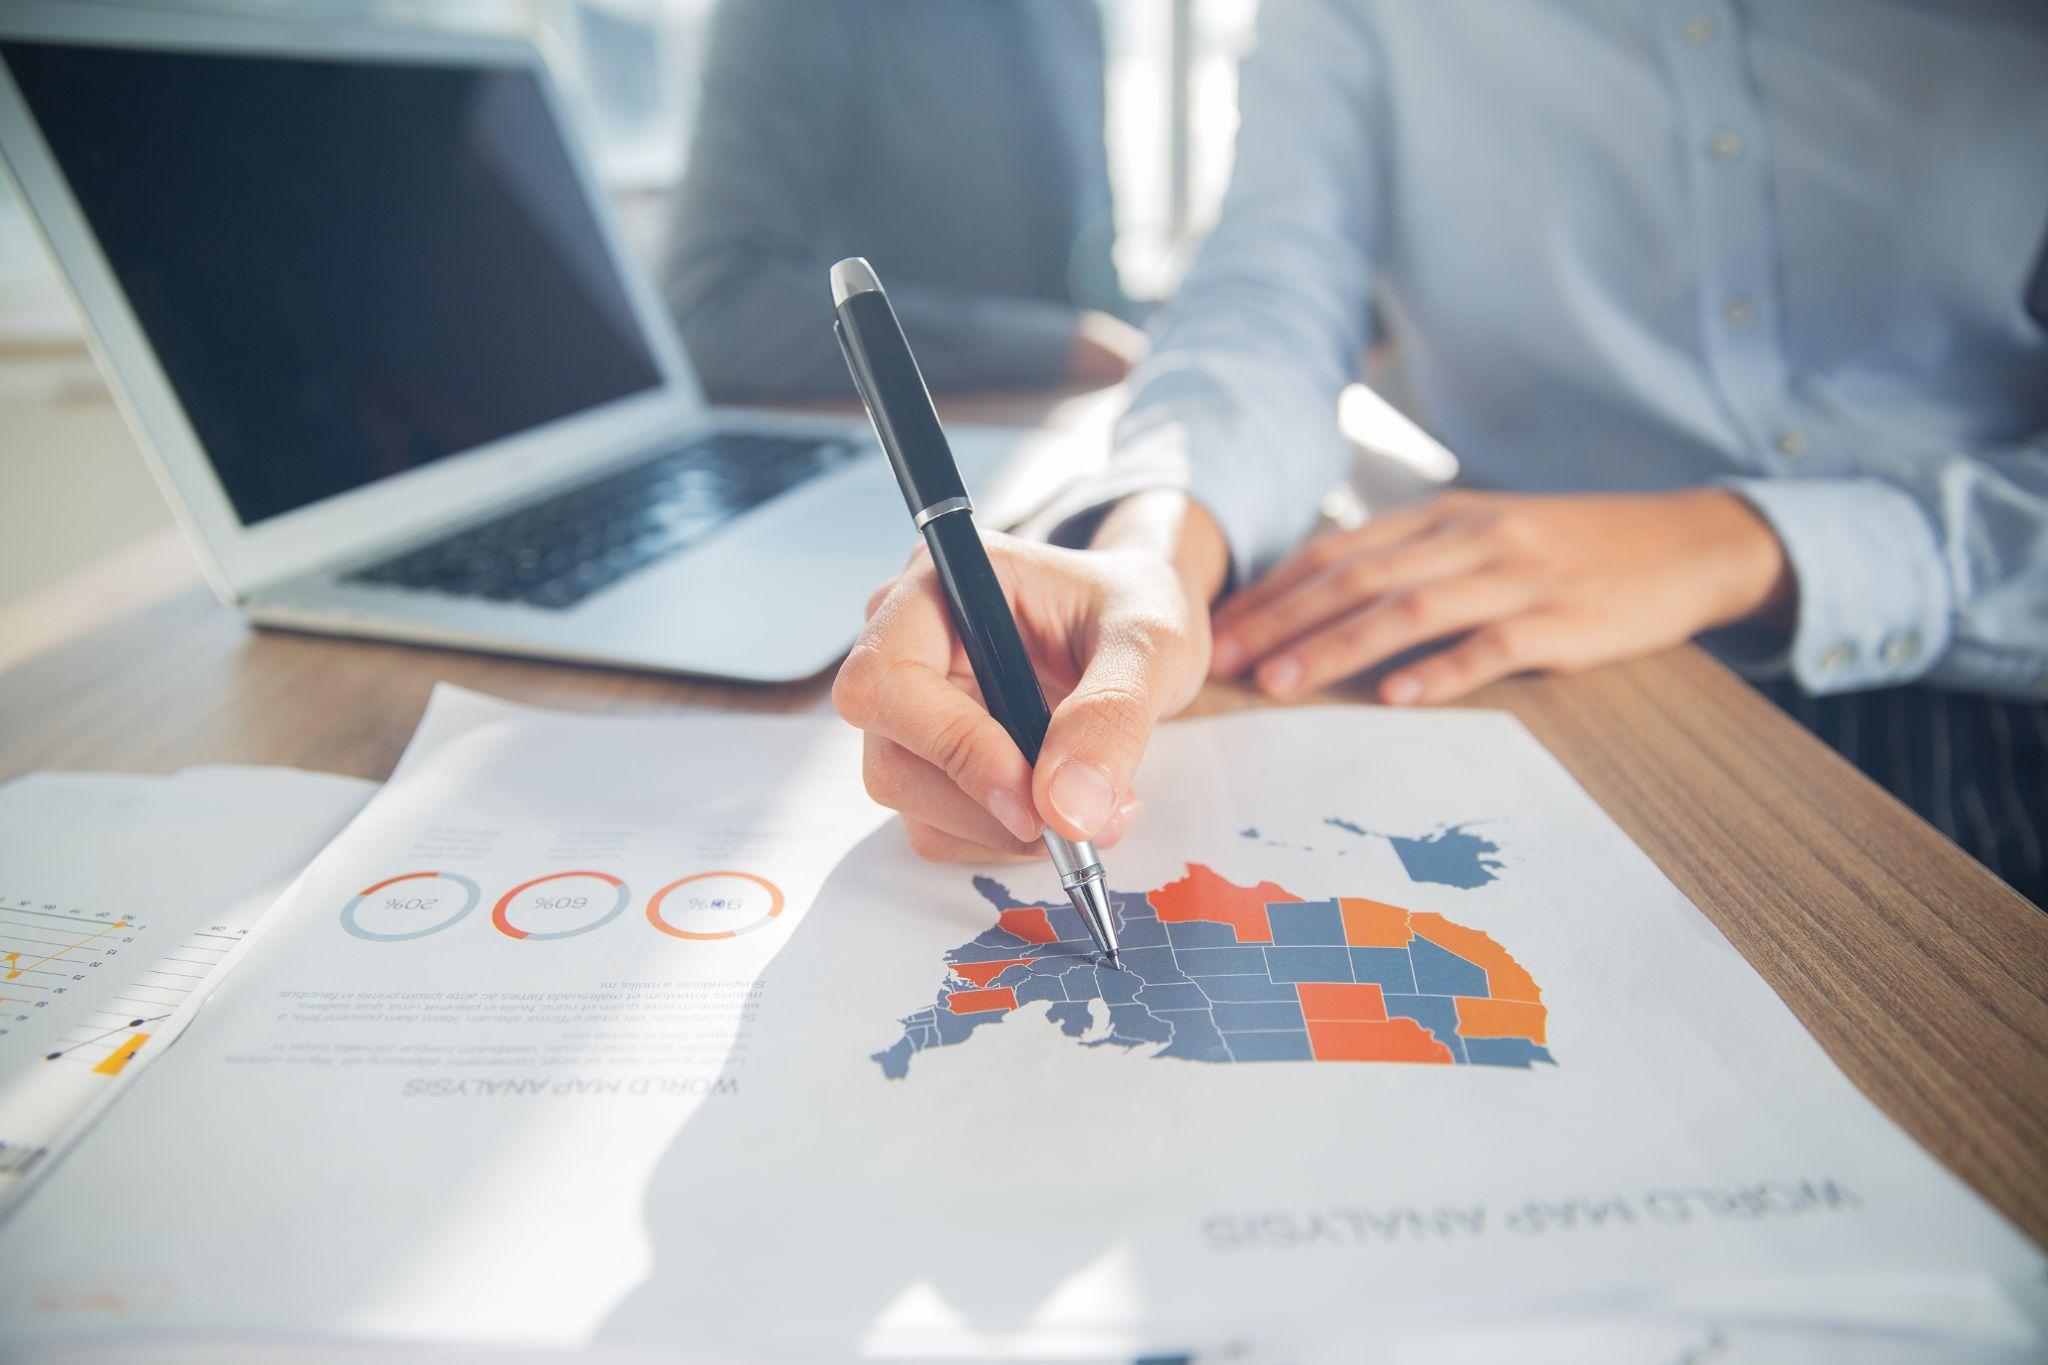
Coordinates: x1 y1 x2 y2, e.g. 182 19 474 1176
831 256 1122 969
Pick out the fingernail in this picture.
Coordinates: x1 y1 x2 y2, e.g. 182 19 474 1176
1258 656 1303 696
1118 795 1144 825
985 787 1041 843
1211 638 1244 675
1097 809 1125 849
1384 675 1423 705
1048 761 1117 837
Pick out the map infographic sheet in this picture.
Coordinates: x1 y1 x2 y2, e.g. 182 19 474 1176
0 691 2040 1362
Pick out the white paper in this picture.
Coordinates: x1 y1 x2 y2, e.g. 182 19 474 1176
0 766 374 1211
0 696 2038 1361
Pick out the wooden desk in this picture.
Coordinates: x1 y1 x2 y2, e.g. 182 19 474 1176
2 391 2044 1255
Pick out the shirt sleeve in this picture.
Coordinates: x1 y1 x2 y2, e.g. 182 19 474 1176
1718 434 2048 700
659 0 1082 399
1059 0 1385 577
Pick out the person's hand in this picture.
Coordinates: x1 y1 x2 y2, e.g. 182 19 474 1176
1064 311 1147 389
1210 488 1793 704
834 494 1226 862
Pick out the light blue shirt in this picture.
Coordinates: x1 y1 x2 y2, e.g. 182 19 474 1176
1104 0 2048 698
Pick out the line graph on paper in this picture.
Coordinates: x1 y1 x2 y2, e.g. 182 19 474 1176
0 891 253 1186
32 922 252 1077
0 900 145 1049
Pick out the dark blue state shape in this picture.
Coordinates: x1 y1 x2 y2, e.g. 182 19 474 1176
1012 973 1067 1007
1386 824 1504 889
1116 908 1170 948
1135 982 1208 1011
1155 1007 1232 1062
933 1004 1007 1046
1172 945 1269 975
874 1036 914 1079
1045 1001 1095 1038
1042 900 1093 943
971 874 1029 910
949 932 1040 963
1199 974 1299 1003
1268 899 1346 944
1224 1029 1313 1061
1350 946 1420 994
1211 1000 1306 1031
1265 946 1354 984
1410 937 1490 997
1464 1037 1556 1069
1092 1001 1173 1050
1323 818 1505 890
1115 945 1183 980
1095 965 1142 1006
1164 919 1242 948
1383 993 1468 1064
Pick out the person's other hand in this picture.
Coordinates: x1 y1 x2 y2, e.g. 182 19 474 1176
1064 311 1147 389
834 495 1226 862
1210 488 1792 704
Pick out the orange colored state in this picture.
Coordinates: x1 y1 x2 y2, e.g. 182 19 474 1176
1454 996 1548 1044
1151 863 1298 944
1410 913 1542 1003
996 907 1058 945
1306 1018 1454 1064
951 958 1031 987
945 987 1018 1014
1338 897 1415 948
1296 981 1388 1022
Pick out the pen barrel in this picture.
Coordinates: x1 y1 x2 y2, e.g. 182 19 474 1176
833 296 968 521
920 511 1053 765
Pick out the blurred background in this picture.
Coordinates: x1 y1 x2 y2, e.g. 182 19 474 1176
0 0 1259 608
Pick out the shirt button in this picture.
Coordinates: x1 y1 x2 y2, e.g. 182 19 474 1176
1773 427 1807 458
1820 642 1859 673
1684 15 1719 44
1881 631 1922 667
1722 295 1757 329
1707 130 1745 162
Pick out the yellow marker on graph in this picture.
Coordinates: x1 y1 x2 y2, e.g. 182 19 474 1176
94 1033 149 1076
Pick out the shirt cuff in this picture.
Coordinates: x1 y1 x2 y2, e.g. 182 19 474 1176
1038 415 1260 588
1716 476 1953 695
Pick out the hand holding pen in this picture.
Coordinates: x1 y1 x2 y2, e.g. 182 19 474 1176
830 258 1224 964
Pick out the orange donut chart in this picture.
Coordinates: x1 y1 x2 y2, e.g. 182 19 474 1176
491 870 630 941
646 871 785 941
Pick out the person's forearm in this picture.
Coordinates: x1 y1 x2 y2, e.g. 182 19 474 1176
1087 490 1233 608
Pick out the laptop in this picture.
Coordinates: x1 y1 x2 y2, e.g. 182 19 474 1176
0 2 1051 682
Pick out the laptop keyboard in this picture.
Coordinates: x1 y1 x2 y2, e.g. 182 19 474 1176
343 430 859 610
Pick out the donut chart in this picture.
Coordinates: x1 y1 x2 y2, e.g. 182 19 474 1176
342 871 482 942
646 871 785 940
491 871 631 941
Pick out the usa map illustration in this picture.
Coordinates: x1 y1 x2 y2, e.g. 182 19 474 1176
874 862 1553 1078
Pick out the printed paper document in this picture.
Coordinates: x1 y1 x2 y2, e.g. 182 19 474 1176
1 689 2038 1360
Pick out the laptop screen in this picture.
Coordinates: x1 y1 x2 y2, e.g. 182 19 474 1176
4 40 666 527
